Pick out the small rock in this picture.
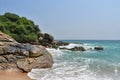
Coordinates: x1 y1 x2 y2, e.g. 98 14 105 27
70 47 86 51
94 46 103 50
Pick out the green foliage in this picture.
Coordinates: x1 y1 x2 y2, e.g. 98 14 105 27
0 15 10 22
0 12 41 43
11 33 37 43
4 12 19 22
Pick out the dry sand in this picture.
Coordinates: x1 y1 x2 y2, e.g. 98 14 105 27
0 69 31 80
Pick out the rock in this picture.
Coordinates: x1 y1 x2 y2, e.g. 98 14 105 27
59 46 86 51
3 54 17 62
0 32 54 72
38 32 54 47
38 33 70 49
28 45 45 57
0 62 18 70
94 46 103 50
35 53 53 68
0 45 11 55
17 58 37 72
17 52 53 72
44 33 54 43
56 41 69 46
70 47 86 51
0 31 17 43
0 56 8 63
59 47 69 50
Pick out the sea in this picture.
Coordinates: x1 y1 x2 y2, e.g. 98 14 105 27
28 40 120 80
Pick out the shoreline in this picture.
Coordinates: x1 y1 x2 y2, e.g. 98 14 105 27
0 69 31 80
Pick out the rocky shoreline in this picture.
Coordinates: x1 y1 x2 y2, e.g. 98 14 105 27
0 31 103 73
0 31 71 72
38 32 103 51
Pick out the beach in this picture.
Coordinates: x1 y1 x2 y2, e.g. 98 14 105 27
0 69 31 80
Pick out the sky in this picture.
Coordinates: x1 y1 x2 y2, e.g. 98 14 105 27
0 0 120 40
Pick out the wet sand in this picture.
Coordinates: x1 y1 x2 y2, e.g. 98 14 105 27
0 69 31 80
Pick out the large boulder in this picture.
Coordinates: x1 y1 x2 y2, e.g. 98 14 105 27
0 32 54 72
16 45 53 72
38 33 70 49
38 32 54 47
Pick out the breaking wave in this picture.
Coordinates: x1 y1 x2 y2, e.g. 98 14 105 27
28 40 120 80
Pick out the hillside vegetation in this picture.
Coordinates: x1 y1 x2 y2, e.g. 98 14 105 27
0 12 40 43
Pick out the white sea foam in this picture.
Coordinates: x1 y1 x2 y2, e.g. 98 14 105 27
46 48 64 59
59 43 95 50
28 56 120 80
28 67 114 80
59 43 83 49
28 43 120 80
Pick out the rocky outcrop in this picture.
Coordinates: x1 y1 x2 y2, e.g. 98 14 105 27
94 46 104 50
55 41 69 46
38 33 69 48
0 32 54 72
38 32 54 47
60 46 86 51
69 47 86 51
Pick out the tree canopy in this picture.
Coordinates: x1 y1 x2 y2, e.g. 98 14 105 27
0 12 40 43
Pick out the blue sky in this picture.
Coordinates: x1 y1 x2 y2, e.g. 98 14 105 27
0 0 120 40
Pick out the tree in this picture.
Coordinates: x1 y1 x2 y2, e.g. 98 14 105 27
0 12 41 43
0 15 10 22
4 12 19 22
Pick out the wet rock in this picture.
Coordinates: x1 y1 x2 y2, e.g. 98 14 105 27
94 46 104 50
70 47 86 51
55 41 69 46
59 46 86 51
59 47 69 50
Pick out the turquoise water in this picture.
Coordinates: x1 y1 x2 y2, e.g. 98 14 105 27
28 40 120 80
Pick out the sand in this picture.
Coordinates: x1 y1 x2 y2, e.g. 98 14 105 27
0 69 31 80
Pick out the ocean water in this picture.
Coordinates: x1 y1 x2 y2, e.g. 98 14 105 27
28 40 120 80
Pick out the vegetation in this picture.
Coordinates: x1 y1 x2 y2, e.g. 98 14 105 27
0 12 40 43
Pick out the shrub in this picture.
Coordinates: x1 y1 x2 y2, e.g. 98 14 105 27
0 12 40 43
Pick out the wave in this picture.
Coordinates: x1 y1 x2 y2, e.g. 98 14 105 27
28 58 120 80
59 43 95 50
28 51 120 80
46 48 63 57
28 42 120 80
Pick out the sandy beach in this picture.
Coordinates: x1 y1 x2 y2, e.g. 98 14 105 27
0 69 31 80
